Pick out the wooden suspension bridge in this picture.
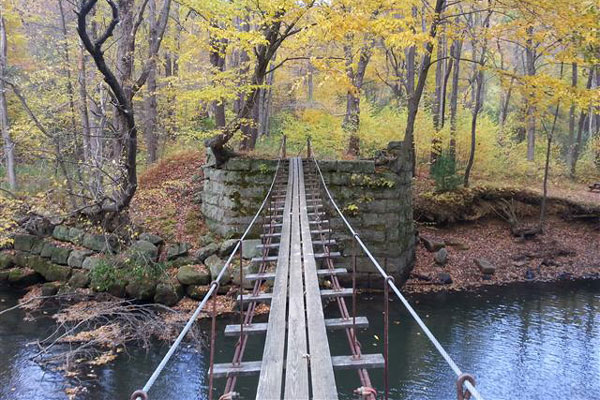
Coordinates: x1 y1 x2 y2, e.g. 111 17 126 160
130 139 483 400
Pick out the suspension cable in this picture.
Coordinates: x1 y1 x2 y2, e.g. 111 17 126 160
130 139 286 400
309 151 484 400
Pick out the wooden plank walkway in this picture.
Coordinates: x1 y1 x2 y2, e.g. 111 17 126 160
215 157 383 399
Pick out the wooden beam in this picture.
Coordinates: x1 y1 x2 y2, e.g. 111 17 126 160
284 158 310 399
298 159 338 399
331 354 385 370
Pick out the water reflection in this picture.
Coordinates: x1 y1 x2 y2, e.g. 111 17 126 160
1 281 599 399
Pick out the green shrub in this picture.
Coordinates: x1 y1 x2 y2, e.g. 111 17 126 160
430 151 463 192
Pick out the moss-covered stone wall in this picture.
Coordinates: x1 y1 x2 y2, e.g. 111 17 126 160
201 157 415 285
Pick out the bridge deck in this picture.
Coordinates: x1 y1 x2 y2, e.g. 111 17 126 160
215 157 383 399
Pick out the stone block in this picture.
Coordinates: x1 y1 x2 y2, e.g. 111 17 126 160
177 265 210 286
52 225 71 242
67 250 94 268
82 233 118 253
8 268 43 286
154 281 184 306
51 247 72 265
69 271 90 288
139 232 164 246
13 234 38 252
224 158 252 171
127 240 159 264
0 253 14 270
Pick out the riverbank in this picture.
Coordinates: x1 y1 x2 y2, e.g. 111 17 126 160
405 215 599 294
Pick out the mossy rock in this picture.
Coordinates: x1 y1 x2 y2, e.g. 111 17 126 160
177 265 210 286
67 250 94 268
125 280 157 301
126 240 159 264
154 281 184 306
28 255 72 282
52 225 71 242
82 233 119 253
0 253 14 270
185 284 210 300
13 234 39 252
0 270 10 281
50 247 72 265
166 242 191 260
68 271 90 289
41 282 60 296
8 268 43 286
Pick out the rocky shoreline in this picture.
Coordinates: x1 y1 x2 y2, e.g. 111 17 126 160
404 216 599 294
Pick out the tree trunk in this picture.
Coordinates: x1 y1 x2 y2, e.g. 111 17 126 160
566 63 577 168
343 44 370 156
464 62 484 187
525 26 536 161
570 67 594 178
430 36 445 169
403 0 447 176
0 16 16 190
448 39 462 160
144 0 159 164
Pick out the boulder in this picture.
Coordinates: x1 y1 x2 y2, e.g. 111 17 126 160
108 282 127 298
525 268 535 280
13 234 38 252
194 243 219 263
231 260 258 289
82 256 104 270
171 257 198 269
52 225 71 242
67 250 93 268
50 247 72 265
420 236 445 252
437 272 453 285
219 239 238 257
154 281 184 306
177 265 210 286
67 228 85 244
68 271 90 288
185 285 209 300
0 270 9 281
242 239 262 260
125 280 157 301
30 240 45 255
445 239 470 251
474 259 496 275
205 255 231 284
28 256 72 281
0 253 14 270
8 268 43 286
434 248 448 266
82 233 118 253
166 242 191 260
127 240 159 264
139 232 164 246
41 282 60 296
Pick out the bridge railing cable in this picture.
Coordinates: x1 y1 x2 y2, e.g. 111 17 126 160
130 138 286 400
308 147 484 400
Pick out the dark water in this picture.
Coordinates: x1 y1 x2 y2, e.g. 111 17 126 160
1 280 599 400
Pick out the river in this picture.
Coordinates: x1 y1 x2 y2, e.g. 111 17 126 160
1 280 599 400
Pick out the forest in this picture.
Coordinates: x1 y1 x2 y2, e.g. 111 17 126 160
0 0 598 225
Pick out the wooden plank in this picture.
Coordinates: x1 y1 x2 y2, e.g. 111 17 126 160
250 255 278 263
223 316 368 336
324 316 369 330
246 271 277 281
224 322 268 336
313 251 341 259
311 239 337 246
236 292 273 304
247 268 346 282
256 156 294 400
316 268 348 277
284 157 310 399
255 242 280 250
298 159 339 399
331 354 385 370
320 288 353 298
212 361 262 378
